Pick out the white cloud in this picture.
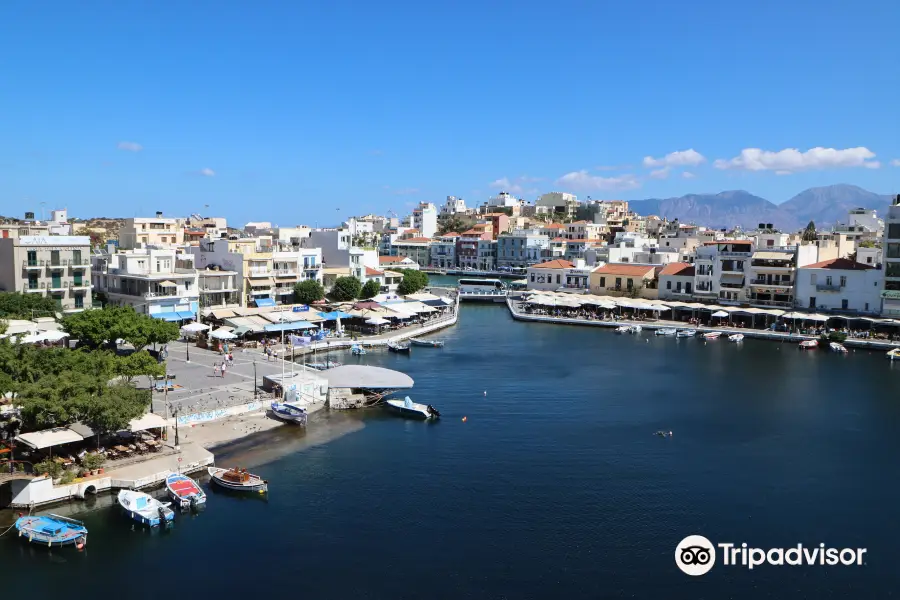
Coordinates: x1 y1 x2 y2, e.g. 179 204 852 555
682 171 696 179
117 141 143 152
650 167 670 180
555 170 641 192
713 146 879 173
199 167 215 177
643 149 705 168
891 159 900 167
489 175 541 195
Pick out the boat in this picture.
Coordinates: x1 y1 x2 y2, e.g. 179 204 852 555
385 396 441 420
165 473 207 510
799 340 819 350
887 348 900 361
305 360 342 370
351 344 366 355
117 489 175 527
15 514 87 548
654 430 673 438
208 467 268 494
409 338 445 347
829 342 848 353
269 400 309 425
676 329 695 338
702 332 721 340
615 325 630 333
655 328 677 336
387 341 411 353
728 334 744 343
627 325 642 334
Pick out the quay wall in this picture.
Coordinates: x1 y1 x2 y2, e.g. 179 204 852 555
171 399 264 427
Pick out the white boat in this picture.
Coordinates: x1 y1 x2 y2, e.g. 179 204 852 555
628 325 642 334
117 490 174 527
165 473 207 509
676 330 695 338
728 334 744 343
887 348 900 361
702 332 721 340
829 342 848 353
270 400 308 425
409 338 445 348
385 396 440 420
615 325 630 333
208 467 268 494
799 339 819 350
655 328 677 336
351 344 366 355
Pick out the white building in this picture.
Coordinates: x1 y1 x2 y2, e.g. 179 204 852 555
430 237 458 269
833 208 884 244
882 195 900 316
411 202 438 238
244 222 273 236
187 215 228 240
795 258 882 314
486 192 521 209
0 235 92 312
526 259 591 291
441 196 468 216
693 240 754 304
658 262 695 300
118 213 184 249
536 192 578 218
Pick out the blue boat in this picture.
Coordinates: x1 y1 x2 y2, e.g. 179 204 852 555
15 514 88 548
165 472 207 510
118 489 175 527
351 344 367 355
270 400 309 425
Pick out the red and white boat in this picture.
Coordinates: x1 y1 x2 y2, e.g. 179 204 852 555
799 340 819 350
165 473 207 509
702 331 721 340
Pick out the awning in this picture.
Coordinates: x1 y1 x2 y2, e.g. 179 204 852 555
366 317 390 325
153 312 183 321
711 310 729 318
233 326 252 336
16 427 84 449
68 422 96 438
181 322 209 333
157 280 177 288
752 251 794 260
264 321 316 332
176 311 195 319
129 413 168 432
255 298 276 307
319 311 354 321
210 308 236 320
400 301 438 314
720 274 744 285
423 299 451 308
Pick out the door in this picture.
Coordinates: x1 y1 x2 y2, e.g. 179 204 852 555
809 297 816 309
50 250 60 266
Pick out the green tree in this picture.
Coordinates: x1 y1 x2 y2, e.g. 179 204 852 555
0 292 59 320
62 305 178 351
396 269 429 295
294 279 325 304
801 221 817 242
330 276 363 302
114 350 165 383
437 215 473 236
360 279 381 300
78 383 151 435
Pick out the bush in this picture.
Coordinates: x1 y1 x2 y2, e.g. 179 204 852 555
396 269 429 295
34 460 63 479
330 276 363 302
360 279 381 300
59 469 76 484
81 452 106 471
821 331 847 344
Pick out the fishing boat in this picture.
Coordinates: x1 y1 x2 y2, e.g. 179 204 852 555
728 334 744 343
627 325 642 334
655 328 677 336
615 325 630 333
887 348 900 361
269 400 309 425
351 344 366 355
702 332 722 340
799 339 819 350
829 342 848 353
208 467 268 494
409 338 445 347
676 329 695 338
15 514 87 548
387 340 411 353
385 396 440 420
165 473 207 510
117 489 175 527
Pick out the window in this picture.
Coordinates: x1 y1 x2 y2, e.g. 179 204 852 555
556 274 560 284
887 263 900 278
626 279 634 290
74 295 83 309
50 250 60 266
809 297 816 309
599 276 606 287
810 273 817 285
26 250 37 266
840 276 847 287
666 281 672 290
841 299 849 310
615 277 622 289
826 276 832 286
686 282 692 294
767 239 774 247
888 224 900 239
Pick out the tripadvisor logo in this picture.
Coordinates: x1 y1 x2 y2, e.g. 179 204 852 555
675 535 867 576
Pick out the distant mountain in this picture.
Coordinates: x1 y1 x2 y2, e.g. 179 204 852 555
779 184 893 227
628 190 801 231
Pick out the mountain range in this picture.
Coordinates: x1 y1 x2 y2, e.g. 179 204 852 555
627 184 895 231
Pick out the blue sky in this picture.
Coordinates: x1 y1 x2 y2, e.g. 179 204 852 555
1 1 898 226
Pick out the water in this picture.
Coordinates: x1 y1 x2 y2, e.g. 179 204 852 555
3 304 899 598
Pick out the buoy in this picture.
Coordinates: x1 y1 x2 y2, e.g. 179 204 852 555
462 416 467 422
483 391 487 396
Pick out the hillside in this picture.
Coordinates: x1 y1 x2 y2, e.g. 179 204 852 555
629 191 800 231
779 184 893 226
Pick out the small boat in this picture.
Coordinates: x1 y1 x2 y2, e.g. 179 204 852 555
615 325 630 333
15 514 87 548
387 341 411 353
385 396 440 420
655 328 677 336
654 430 673 438
728 334 744 343
208 467 268 494
829 342 848 353
351 344 366 355
702 332 721 340
305 360 342 370
676 329 695 338
165 473 207 510
887 348 900 361
270 400 309 425
627 325 642 334
409 338 445 347
117 489 175 527
799 340 819 350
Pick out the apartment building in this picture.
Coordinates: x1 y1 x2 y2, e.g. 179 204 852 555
589 263 659 298
456 229 491 270
658 262 695 300
526 259 591 292
0 235 92 312
881 196 900 316
441 195 468 216
496 230 550 269
411 203 438 238
535 192 578 219
118 213 184 249
795 258 883 315
693 240 753 304
390 237 433 268
430 236 458 269
197 267 241 311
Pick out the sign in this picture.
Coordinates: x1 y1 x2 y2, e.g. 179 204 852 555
18 235 90 246
882 290 900 299
292 305 309 312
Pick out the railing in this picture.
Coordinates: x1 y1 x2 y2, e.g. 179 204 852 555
749 298 793 308
752 279 792 287
47 261 65 268
274 269 298 276
719 251 752 257
248 269 273 277
751 261 793 269
22 283 44 292
70 259 90 267
816 284 843 292
22 260 41 268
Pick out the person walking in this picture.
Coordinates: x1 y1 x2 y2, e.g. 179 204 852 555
221 362 227 378
213 362 220 377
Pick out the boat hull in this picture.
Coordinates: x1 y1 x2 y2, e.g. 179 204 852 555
208 467 268 493
409 338 444 347
385 399 438 420
117 491 175 527
165 473 207 509
270 402 309 425
15 515 87 548
387 344 410 353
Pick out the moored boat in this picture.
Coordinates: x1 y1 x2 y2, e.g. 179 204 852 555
165 473 207 510
728 334 744 343
15 514 87 548
627 325 642 334
409 338 445 347
702 331 721 340
117 489 175 527
270 400 309 425
385 396 440 420
887 348 900 361
829 342 848 353
655 328 677 336
676 329 695 338
351 344 366 355
615 325 630 333
799 339 819 350
387 341 411 353
208 467 268 494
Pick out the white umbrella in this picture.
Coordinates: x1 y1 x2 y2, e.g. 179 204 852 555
650 306 671 312
711 310 729 318
366 317 390 325
181 322 209 333
42 330 70 342
210 329 238 340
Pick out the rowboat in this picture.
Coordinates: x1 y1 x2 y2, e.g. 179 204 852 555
627 325 642 334
409 338 445 347
208 467 268 494
829 342 848 353
15 515 87 548
385 396 441 420
887 348 900 361
165 473 207 510
270 400 309 425
728 334 744 343
118 489 175 527
351 344 366 355
675 330 695 338
387 341 411 353
702 332 721 340
799 340 819 349
655 328 677 336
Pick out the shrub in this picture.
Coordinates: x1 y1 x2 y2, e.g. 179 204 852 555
34 459 63 479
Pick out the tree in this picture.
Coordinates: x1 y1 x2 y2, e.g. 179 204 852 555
396 269 429 295
114 350 165 383
294 279 325 304
78 383 151 435
438 215 473 236
360 279 381 300
62 305 178 351
0 292 59 320
801 221 817 242
330 276 362 302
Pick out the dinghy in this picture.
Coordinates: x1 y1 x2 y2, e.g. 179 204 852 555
702 332 721 340
165 473 207 510
385 396 440 420
270 400 309 425
118 489 174 527
799 339 819 350
655 328 677 336
887 348 900 361
615 325 630 334
676 329 695 338
830 342 848 353
351 344 366 355
627 325 642 334
15 515 87 548
208 467 268 494
728 334 744 343
409 338 445 347
387 341 411 353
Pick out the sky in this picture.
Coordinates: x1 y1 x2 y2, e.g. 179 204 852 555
1 1 898 226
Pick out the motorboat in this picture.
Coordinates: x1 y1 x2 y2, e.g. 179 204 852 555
387 341 411 353
728 334 744 343
208 467 268 494
654 430 673 438
627 325 642 334
15 514 87 548
409 338 445 347
615 325 630 333
887 348 900 361
304 360 342 370
799 340 819 350
676 330 695 338
829 342 848 353
351 344 366 355
270 400 309 425
655 328 677 336
385 396 440 420
702 332 721 340
117 489 175 527
165 473 207 510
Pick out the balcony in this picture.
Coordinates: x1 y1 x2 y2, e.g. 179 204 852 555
70 280 92 290
22 260 42 269
749 298 793 308
22 283 45 293
751 262 793 271
247 269 273 278
46 262 66 271
48 281 67 292
816 283 843 292
719 251 752 257
69 259 90 268
201 286 238 293
274 269 299 277
751 279 793 288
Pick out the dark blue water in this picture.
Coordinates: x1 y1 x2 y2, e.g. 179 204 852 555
3 304 899 598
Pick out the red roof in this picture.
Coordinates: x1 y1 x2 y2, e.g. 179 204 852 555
803 258 874 271
461 229 482 235
379 256 409 264
531 259 575 269
592 263 657 277
659 262 696 277
396 237 432 243
545 223 564 229
365 266 385 276
442 232 461 237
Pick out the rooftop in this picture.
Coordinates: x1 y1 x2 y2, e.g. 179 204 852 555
659 262 696 277
803 258 876 271
531 259 575 269
365 266 385 276
592 263 657 277
322 365 414 389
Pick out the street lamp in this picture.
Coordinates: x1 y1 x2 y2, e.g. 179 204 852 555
185 331 191 363
253 359 258 400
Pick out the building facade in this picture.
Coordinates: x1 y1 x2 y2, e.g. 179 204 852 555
411 203 438 239
496 230 550 269
658 262 695 300
118 214 185 249
881 195 900 316
795 258 883 314
590 264 659 298
0 235 93 312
